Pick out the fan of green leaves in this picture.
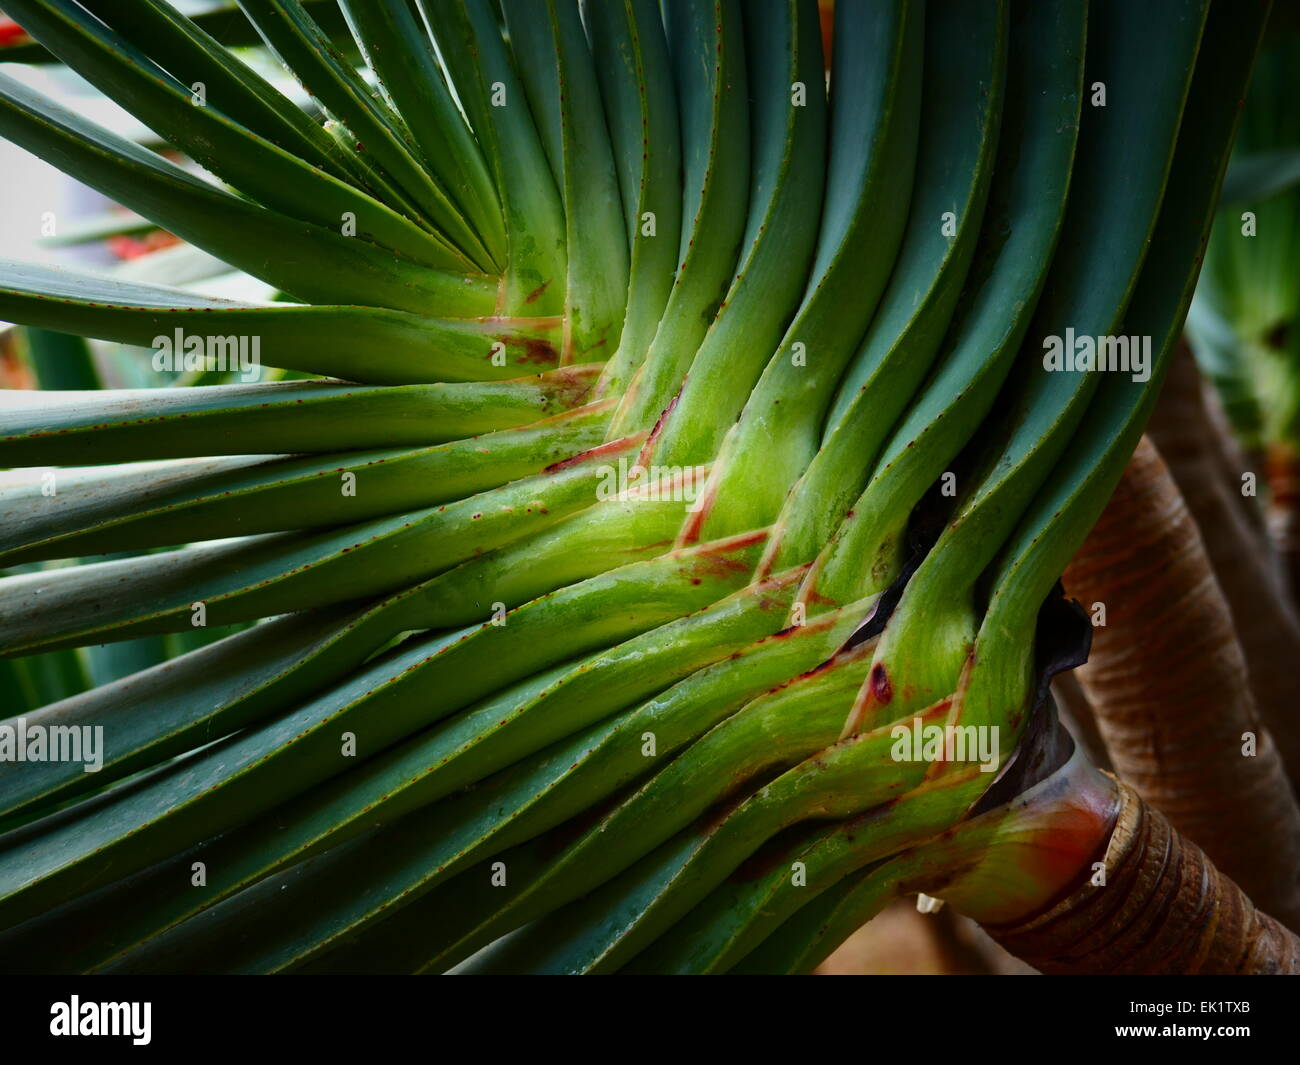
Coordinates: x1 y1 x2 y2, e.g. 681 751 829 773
0 0 1266 974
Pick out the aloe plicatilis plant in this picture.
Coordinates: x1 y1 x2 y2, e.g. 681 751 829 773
0 0 1295 976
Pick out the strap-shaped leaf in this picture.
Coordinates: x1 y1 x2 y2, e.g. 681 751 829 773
730 746 1101 974
795 0 1085 595
0 367 598 467
0 434 646 655
735 8 1261 970
0 604 379 826
78 0 354 181
3 0 464 272
605 0 751 434
286 595 866 975
766 0 1007 562
0 74 495 316
92 568 813 973
646 0 828 464
630 768 985 973
962 0 1266 738
337 0 506 267
0 0 356 64
0 530 763 933
585 0 682 395
856 0 1210 735
0 405 610 564
502 0 629 359
465 687 957 974
419 0 567 314
0 262 558 385
235 0 495 272
673 0 924 537
449 645 879 973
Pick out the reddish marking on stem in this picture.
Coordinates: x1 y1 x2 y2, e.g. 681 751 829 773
685 546 753 584
675 482 715 546
537 365 603 411
534 396 615 429
542 432 643 474
870 663 892 704
637 390 681 468
803 586 838 611
524 280 551 304
687 529 767 564
513 337 559 366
